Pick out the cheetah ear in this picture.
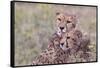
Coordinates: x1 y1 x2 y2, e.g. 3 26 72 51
56 12 60 15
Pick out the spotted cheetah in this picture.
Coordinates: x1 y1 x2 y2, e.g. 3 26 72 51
60 29 82 53
32 32 69 65
59 29 90 60
32 45 69 65
32 12 90 65
56 12 77 37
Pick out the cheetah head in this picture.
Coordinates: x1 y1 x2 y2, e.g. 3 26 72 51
56 12 77 36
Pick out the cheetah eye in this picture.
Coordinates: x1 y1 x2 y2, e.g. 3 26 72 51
67 36 70 39
67 20 71 23
58 18 61 21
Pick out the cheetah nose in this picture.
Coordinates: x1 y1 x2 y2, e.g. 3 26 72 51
60 27 64 30
66 42 68 48
67 20 71 23
61 43 64 46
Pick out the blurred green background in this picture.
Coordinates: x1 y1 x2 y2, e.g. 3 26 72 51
15 2 97 66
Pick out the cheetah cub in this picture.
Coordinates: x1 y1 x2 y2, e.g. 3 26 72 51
60 29 82 53
59 29 90 57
